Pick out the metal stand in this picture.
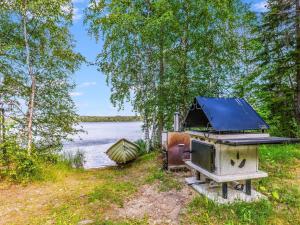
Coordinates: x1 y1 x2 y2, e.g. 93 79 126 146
246 180 251 195
222 182 228 199
196 171 200 180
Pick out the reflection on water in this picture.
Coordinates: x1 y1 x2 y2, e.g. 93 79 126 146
63 122 143 169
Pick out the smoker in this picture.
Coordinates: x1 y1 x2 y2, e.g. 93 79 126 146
162 112 191 170
183 96 299 203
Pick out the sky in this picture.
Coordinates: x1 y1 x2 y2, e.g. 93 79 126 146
70 0 268 116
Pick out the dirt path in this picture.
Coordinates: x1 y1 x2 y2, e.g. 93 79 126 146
109 184 195 225
0 171 195 225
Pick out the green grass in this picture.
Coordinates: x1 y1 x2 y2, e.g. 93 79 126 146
88 181 137 207
260 144 300 165
145 168 183 192
181 196 272 225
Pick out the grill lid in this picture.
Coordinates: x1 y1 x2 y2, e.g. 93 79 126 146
184 97 269 131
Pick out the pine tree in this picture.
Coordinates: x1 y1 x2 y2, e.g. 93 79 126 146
253 0 300 136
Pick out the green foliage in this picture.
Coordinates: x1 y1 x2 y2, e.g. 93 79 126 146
134 139 147 155
0 138 41 182
12 151 41 182
244 0 300 137
62 149 86 169
0 134 84 182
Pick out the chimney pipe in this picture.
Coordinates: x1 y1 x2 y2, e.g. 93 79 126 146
174 112 180 132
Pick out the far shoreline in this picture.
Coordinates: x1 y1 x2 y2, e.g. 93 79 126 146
79 115 141 123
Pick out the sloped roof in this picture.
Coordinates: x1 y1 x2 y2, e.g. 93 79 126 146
184 96 269 132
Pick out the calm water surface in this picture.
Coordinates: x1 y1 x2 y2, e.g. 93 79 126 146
63 122 143 169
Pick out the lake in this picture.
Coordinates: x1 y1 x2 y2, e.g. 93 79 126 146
63 122 143 169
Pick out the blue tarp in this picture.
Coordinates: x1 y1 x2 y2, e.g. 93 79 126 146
184 97 269 131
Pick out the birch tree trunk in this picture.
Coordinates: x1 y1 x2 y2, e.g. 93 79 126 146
143 116 150 152
22 0 35 155
156 34 165 148
296 0 300 123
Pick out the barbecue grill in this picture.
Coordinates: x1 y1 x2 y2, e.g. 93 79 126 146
181 96 299 203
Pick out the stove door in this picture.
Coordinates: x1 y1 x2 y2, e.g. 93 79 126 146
191 140 215 172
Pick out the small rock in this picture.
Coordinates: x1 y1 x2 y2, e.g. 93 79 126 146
78 219 94 225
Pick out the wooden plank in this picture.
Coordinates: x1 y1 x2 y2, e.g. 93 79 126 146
185 161 268 183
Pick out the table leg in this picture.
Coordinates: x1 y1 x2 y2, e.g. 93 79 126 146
246 180 251 195
222 182 228 199
196 171 200 180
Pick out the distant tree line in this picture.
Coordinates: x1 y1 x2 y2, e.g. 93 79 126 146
80 116 141 122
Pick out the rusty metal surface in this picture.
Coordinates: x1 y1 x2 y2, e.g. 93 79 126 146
167 132 190 166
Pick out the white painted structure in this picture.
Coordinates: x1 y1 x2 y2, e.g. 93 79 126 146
186 131 268 179
184 131 269 203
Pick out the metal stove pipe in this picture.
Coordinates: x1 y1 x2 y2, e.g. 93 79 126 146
174 112 180 132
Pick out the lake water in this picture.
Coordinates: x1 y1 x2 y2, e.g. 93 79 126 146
63 122 143 169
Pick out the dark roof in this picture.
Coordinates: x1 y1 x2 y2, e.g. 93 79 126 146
184 97 269 131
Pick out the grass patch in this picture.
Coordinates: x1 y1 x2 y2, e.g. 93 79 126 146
181 196 272 225
146 168 183 192
50 204 82 225
260 144 300 164
38 161 81 182
259 144 300 179
88 181 137 207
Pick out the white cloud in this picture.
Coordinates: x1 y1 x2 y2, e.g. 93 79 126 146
80 82 97 87
252 1 268 12
72 0 87 3
61 4 72 14
73 7 83 21
70 92 84 97
61 3 83 22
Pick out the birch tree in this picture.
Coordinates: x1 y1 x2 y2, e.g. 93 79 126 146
0 0 84 154
85 0 256 146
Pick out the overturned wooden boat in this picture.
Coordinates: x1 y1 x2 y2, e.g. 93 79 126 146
106 139 139 164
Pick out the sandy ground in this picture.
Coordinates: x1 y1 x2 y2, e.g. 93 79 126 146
109 183 195 225
0 170 195 225
0 175 102 225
